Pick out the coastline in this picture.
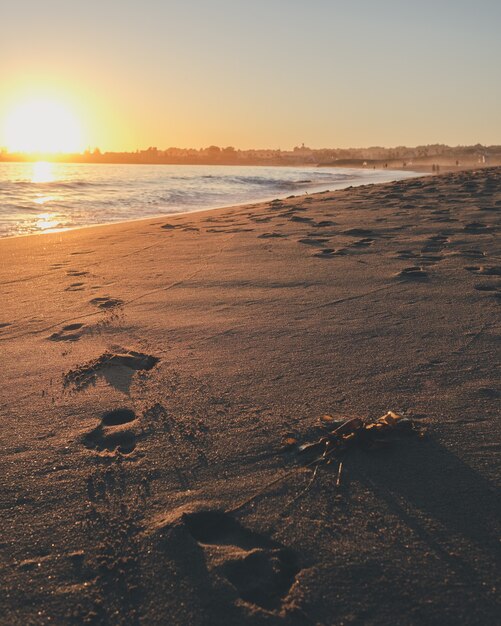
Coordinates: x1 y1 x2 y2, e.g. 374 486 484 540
1 168 500 625
0 165 421 240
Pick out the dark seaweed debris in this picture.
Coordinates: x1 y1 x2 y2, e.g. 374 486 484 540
281 411 425 464
229 413 425 514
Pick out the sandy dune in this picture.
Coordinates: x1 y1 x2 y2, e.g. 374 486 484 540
0 168 500 625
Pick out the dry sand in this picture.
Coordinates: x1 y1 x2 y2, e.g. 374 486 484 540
0 168 500 625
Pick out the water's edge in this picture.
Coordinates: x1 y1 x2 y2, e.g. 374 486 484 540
0 163 421 239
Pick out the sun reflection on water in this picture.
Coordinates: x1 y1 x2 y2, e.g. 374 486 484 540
35 212 61 231
31 161 54 183
30 162 60 227
34 195 54 205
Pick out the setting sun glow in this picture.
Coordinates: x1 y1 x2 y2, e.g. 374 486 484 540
4 98 83 154
31 161 55 183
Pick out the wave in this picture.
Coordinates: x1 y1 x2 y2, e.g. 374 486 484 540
0 162 418 238
1 179 104 191
187 174 336 189
0 174 339 195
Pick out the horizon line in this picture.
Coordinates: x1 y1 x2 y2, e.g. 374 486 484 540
1 141 500 159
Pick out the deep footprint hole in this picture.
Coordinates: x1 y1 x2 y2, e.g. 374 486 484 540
83 430 136 454
223 549 299 610
63 323 84 331
183 511 274 550
102 408 136 426
105 432 136 454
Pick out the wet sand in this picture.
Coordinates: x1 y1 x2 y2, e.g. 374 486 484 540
1 167 500 625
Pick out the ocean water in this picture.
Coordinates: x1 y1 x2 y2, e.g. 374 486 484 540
0 162 417 238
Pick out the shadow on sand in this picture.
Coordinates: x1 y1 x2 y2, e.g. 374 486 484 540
350 438 500 585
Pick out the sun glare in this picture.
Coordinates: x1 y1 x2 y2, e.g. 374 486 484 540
4 98 83 154
32 161 55 183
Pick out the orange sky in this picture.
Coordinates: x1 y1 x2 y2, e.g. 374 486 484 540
1 1 500 152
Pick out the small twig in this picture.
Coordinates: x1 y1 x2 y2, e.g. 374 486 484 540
226 453 330 516
336 461 344 489
285 463 321 510
226 467 303 515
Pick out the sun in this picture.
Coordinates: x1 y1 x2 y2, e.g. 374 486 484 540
4 97 83 154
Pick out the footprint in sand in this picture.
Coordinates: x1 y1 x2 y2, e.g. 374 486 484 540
394 250 419 260
249 216 272 223
397 266 429 280
342 228 374 237
312 248 346 258
429 209 455 222
478 204 499 213
419 234 450 265
257 232 287 239
64 350 159 392
298 238 329 246
419 254 444 265
65 282 85 292
183 510 300 611
90 296 124 309
310 220 336 228
67 270 89 277
49 323 86 342
474 283 500 292
465 266 501 285
455 249 486 260
280 209 308 219
421 234 450 251
82 408 139 456
473 279 501 302
463 222 495 234
350 237 375 248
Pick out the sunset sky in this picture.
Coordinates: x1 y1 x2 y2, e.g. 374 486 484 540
1 0 500 152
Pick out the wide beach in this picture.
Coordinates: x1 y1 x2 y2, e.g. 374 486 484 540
1 168 500 625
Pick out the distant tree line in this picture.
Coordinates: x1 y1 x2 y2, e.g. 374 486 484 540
1 143 500 167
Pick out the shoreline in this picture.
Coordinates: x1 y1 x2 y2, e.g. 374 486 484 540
0 166 422 241
1 167 500 625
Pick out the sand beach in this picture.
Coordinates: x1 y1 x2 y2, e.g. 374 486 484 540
1 167 500 625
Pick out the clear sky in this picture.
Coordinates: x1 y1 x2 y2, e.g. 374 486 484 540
1 0 500 151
